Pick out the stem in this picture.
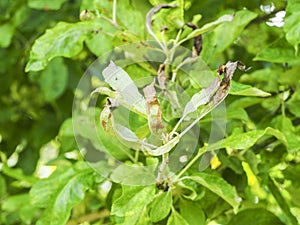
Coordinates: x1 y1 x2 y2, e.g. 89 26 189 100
156 153 169 183
176 148 206 179
267 175 298 225
66 209 110 225
112 0 117 24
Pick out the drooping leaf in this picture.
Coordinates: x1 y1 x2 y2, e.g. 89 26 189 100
184 172 241 213
228 208 284 225
30 162 95 225
150 190 172 222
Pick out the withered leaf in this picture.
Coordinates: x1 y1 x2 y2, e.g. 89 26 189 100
143 80 165 136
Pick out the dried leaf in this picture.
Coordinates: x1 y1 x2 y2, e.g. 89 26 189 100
186 22 202 56
157 64 166 90
143 80 165 135
183 77 220 117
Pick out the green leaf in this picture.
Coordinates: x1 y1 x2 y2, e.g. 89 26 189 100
111 185 155 224
85 32 113 56
179 14 234 44
37 57 68 101
179 200 206 225
185 172 241 213
28 0 68 10
25 20 114 72
230 80 271 97
150 191 172 222
284 0 300 53
30 162 94 225
228 208 284 225
167 209 189 225
0 22 15 48
254 37 300 63
202 10 257 60
203 127 287 151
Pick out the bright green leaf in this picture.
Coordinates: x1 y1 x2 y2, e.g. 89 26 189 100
0 22 15 47
230 80 271 97
28 0 68 10
167 208 189 225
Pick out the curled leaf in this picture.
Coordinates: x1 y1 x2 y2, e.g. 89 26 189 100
102 61 147 117
186 22 202 56
145 133 180 156
143 80 165 136
146 4 177 46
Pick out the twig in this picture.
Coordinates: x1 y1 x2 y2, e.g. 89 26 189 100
66 209 110 225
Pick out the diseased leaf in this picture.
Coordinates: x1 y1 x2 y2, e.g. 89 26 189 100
150 191 172 222
228 208 284 225
102 61 147 117
183 77 220 117
185 172 241 213
143 80 165 135
146 133 180 156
